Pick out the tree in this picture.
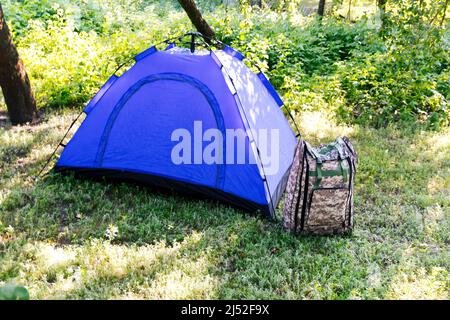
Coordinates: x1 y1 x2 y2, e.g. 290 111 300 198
439 0 449 26
378 0 387 11
347 0 352 20
0 3 37 125
317 0 326 17
250 0 262 7
177 0 215 39
378 0 388 27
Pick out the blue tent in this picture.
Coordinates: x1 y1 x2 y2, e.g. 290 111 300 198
55 34 297 218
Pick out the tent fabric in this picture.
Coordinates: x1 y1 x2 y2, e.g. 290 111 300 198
55 42 297 218
213 51 297 207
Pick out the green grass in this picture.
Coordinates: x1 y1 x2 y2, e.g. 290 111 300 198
0 108 448 299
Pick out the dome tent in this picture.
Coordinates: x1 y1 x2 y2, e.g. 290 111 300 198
55 33 298 218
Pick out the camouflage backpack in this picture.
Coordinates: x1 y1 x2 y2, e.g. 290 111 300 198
282 137 358 235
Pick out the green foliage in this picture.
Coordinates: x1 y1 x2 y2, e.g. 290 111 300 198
4 0 190 109
2 0 448 128
3 0 105 36
337 46 449 129
0 284 30 300
336 1 450 129
209 4 449 129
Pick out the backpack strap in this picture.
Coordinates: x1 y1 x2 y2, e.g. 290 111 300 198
334 138 347 160
313 163 323 188
310 159 349 188
305 142 322 163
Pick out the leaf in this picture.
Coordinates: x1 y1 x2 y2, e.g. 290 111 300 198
0 284 30 300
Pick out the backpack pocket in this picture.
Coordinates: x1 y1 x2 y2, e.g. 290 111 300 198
304 187 350 233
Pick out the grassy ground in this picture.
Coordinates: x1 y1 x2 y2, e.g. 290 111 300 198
0 108 449 299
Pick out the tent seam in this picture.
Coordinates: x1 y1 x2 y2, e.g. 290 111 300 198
94 72 227 189
209 50 277 219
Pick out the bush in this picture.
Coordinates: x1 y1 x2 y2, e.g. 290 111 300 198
3 0 449 129
336 16 449 129
0 284 29 300
6 0 190 109
337 49 449 129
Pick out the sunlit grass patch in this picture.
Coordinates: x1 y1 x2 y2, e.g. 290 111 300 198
386 266 449 300
294 111 356 147
0 231 220 299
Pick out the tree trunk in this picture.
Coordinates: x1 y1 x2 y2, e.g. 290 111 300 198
251 0 262 7
177 0 215 39
347 0 352 20
439 0 449 26
378 0 387 27
0 3 37 125
317 0 326 17
378 0 387 11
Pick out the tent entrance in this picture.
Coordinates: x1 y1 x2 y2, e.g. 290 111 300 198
94 73 227 189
